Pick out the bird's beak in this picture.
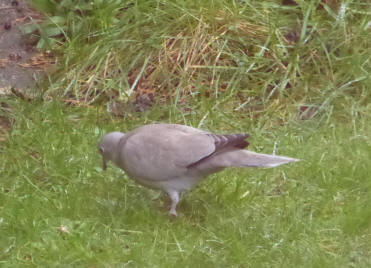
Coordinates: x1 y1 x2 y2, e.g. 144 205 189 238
102 157 107 171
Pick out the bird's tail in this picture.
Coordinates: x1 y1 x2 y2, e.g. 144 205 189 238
211 149 300 168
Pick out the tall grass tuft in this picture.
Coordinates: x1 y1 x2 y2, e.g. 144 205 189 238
29 0 370 119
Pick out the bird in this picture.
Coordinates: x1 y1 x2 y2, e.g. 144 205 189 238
98 123 299 216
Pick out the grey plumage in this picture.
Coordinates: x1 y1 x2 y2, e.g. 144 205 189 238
98 123 299 215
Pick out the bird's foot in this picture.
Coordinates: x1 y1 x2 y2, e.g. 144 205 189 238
167 190 180 217
169 208 178 216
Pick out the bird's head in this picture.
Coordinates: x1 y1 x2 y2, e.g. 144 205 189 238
98 132 125 170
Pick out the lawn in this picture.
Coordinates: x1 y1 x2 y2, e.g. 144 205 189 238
0 0 370 267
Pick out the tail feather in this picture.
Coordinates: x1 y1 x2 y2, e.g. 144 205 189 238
211 149 300 168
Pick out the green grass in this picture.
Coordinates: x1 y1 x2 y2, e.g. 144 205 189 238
0 0 370 266
0 99 370 267
30 0 370 110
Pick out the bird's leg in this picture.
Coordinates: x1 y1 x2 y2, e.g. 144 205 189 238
167 190 180 216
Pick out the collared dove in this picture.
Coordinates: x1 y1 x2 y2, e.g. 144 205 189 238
98 123 299 215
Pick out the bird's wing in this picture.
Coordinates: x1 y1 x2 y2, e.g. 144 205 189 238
119 124 249 181
186 133 249 168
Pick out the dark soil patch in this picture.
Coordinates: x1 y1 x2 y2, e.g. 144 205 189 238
0 0 43 91
0 0 48 143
